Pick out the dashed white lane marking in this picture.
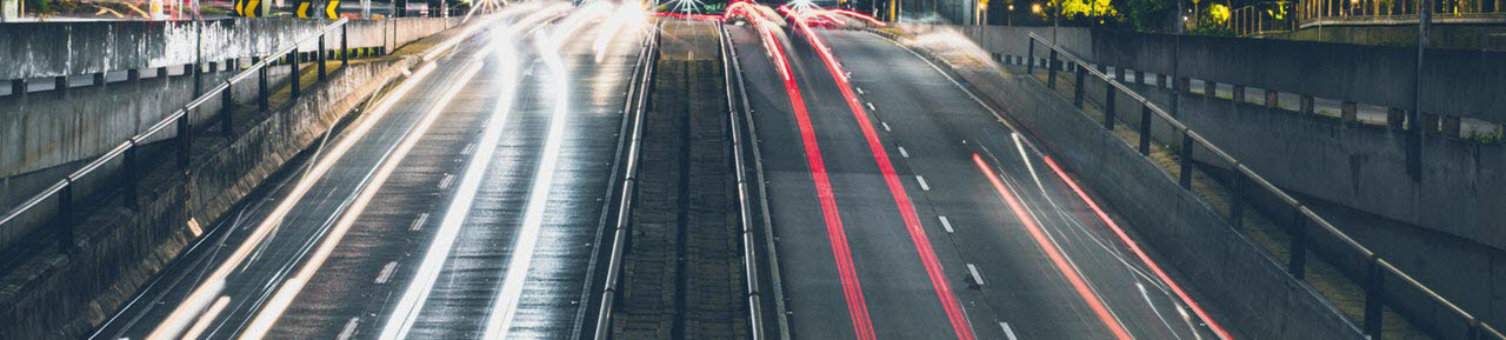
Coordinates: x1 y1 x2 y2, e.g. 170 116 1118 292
898 146 910 158
375 261 399 284
856 87 866 94
337 317 361 340
438 174 455 189
866 102 876 111
916 175 930 191
1000 322 1019 340
881 121 891 132
409 213 429 232
939 216 955 233
462 142 477 155
967 263 985 286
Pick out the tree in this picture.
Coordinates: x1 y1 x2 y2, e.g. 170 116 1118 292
1125 0 1175 31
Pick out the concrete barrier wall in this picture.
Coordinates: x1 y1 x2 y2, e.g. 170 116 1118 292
0 17 460 80
897 24 1094 60
1090 29 1506 125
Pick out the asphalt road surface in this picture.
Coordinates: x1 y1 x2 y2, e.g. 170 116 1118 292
727 22 1228 340
89 5 647 339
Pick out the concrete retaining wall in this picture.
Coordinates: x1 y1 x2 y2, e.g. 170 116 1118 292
0 55 418 340
0 17 460 80
910 43 1366 338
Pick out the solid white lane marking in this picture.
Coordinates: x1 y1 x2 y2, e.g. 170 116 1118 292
966 263 985 286
881 121 891 132
898 146 910 158
409 213 429 232
1000 322 1019 340
375 261 398 285
336 317 360 340
939 216 954 233
438 174 455 189
916 175 930 191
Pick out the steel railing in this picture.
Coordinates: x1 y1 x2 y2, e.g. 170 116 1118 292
0 18 353 255
592 21 661 340
1026 31 1506 340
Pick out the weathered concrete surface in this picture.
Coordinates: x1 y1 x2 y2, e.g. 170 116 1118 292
0 17 461 80
0 55 417 340
919 24 1506 125
900 33 1366 340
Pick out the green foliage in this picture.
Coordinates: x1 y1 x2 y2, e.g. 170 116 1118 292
1125 0 1174 31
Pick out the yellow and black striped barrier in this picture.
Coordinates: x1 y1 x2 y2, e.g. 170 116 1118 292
234 0 263 17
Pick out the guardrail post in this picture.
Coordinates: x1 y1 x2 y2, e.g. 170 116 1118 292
1288 208 1308 279
341 24 350 68
222 81 234 137
1047 50 1058 90
1228 171 1244 227
1363 257 1385 337
1138 106 1152 155
57 183 75 254
257 56 269 111
1103 83 1116 129
318 35 328 81
1179 133 1194 188
177 111 191 171
125 146 139 210
1073 65 1085 108
291 49 301 98
1026 39 1035 73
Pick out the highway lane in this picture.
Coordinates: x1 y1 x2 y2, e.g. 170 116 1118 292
727 16 1230 340
89 4 650 339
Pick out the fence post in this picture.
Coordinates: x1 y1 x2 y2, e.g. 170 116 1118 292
318 35 328 81
1179 133 1194 188
1073 65 1085 108
1138 106 1152 155
1103 82 1117 129
1228 170 1244 227
257 56 269 111
342 24 350 68
1047 49 1058 90
291 49 301 98
1288 208 1309 279
1363 257 1385 337
125 145 138 210
222 81 234 137
1026 39 1035 74
177 111 191 171
57 182 75 254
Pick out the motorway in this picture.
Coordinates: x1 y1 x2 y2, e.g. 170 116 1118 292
725 9 1230 339
89 4 648 340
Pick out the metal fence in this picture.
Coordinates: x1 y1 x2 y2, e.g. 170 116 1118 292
0 18 354 256
1230 0 1506 36
1025 31 1506 340
1230 1 1297 36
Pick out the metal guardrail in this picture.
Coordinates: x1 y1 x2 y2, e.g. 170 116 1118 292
719 19 778 340
0 18 353 254
592 20 661 340
1026 31 1506 340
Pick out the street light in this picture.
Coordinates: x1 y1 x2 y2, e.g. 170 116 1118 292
1031 2 1040 13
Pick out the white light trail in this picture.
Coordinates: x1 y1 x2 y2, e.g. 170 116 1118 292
143 60 441 340
479 26 576 340
238 59 487 340
378 24 527 340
